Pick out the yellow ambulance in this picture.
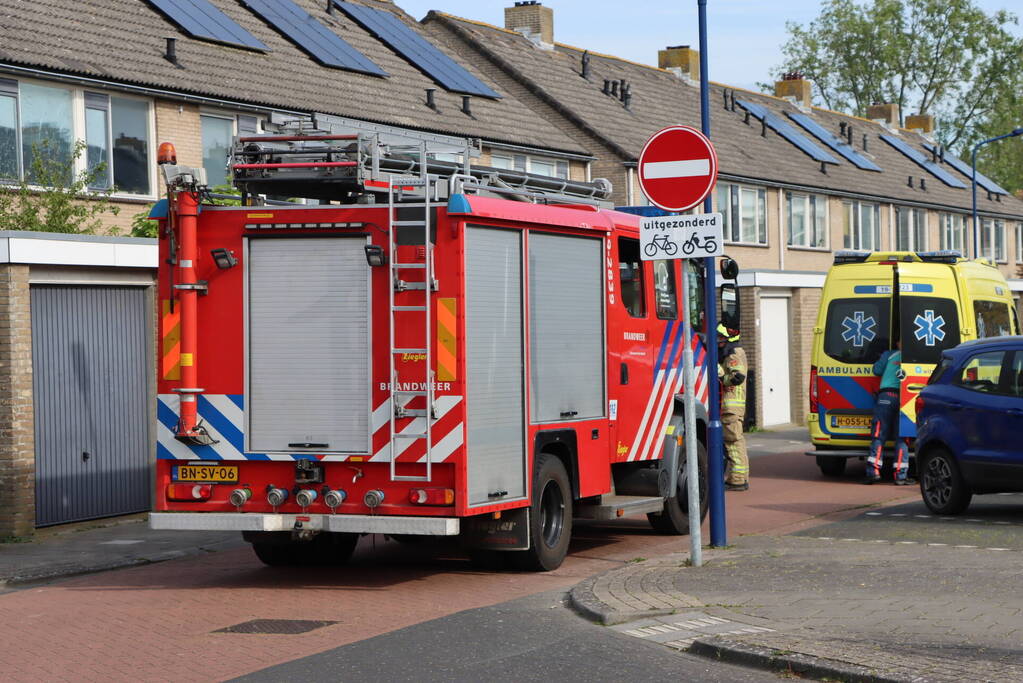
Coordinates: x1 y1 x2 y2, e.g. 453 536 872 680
808 251 1018 476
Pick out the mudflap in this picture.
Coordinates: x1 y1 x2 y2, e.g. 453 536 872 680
460 508 530 551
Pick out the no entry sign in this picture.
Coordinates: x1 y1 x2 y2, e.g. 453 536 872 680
638 125 718 213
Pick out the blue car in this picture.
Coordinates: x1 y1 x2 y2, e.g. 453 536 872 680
915 336 1023 514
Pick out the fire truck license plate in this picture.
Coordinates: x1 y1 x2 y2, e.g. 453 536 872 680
173 464 238 482
832 415 872 429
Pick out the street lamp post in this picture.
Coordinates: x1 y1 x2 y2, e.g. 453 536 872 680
971 127 1023 259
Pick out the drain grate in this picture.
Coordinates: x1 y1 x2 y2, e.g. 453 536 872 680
214 619 338 635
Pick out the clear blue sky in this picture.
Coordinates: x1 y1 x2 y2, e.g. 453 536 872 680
399 0 1020 92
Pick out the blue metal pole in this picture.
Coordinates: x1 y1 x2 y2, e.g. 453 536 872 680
698 0 726 548
971 128 1023 260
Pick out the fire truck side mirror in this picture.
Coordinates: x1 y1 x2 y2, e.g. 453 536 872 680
719 256 739 281
720 283 740 332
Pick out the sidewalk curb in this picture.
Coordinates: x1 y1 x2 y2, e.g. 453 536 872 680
0 540 241 589
688 636 905 683
568 574 679 626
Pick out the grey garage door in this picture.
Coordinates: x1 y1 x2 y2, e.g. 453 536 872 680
32 285 151 526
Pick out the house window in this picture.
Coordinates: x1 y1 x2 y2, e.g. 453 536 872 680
201 115 236 189
718 183 767 245
786 192 827 248
940 213 968 255
491 151 568 179
980 218 1006 262
85 93 151 195
842 200 880 251
895 207 926 251
1016 223 1022 263
0 77 154 196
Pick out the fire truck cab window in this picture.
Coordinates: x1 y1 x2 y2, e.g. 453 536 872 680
618 238 646 318
653 260 677 320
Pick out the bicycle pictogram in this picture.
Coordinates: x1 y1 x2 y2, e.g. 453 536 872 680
681 232 718 255
643 234 678 257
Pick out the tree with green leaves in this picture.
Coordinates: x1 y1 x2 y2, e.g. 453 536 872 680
0 139 119 233
772 0 1022 155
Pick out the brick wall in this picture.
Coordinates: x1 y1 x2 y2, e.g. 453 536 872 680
789 287 821 426
738 285 760 427
0 265 35 537
154 99 203 168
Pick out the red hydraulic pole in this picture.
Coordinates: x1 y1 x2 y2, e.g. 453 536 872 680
174 189 203 439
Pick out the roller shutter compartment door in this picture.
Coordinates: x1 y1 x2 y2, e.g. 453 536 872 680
528 233 605 422
247 237 370 453
32 285 151 526
465 226 526 506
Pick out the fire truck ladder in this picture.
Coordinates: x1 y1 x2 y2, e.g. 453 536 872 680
387 142 439 482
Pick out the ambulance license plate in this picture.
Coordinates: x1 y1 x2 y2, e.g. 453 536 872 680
173 463 238 482
832 415 872 429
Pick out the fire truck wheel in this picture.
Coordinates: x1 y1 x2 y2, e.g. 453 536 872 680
513 453 573 572
647 441 708 534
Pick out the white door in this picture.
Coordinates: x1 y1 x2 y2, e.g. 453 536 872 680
759 296 792 426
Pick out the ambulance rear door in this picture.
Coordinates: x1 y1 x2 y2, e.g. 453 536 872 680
897 263 962 439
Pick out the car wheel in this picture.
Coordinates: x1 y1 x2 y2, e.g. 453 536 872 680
816 455 847 477
648 440 708 534
920 448 972 515
512 453 572 571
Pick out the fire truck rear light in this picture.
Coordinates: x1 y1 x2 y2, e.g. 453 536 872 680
409 488 454 505
266 487 289 507
228 488 252 507
323 489 347 509
166 484 212 501
295 489 318 508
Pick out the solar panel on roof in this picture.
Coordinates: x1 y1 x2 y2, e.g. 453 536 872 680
735 99 837 165
787 112 881 172
242 0 385 75
334 1 500 98
921 143 1007 195
147 0 268 51
879 134 967 189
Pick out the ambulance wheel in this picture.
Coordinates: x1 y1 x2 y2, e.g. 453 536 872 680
920 448 972 515
816 455 847 477
648 441 708 534
513 453 572 572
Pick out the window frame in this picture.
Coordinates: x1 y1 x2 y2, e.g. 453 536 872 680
490 151 569 180
895 206 927 252
718 182 768 246
1016 222 1022 263
980 217 1007 263
786 191 828 249
0 76 157 199
842 200 880 251
952 350 1009 395
940 213 968 256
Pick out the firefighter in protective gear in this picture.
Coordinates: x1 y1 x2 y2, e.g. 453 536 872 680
717 324 749 491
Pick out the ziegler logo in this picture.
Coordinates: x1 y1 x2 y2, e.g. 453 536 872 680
616 441 630 456
401 353 427 362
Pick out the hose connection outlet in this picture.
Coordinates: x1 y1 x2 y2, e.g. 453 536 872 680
266 487 289 507
363 489 385 509
295 489 318 508
323 489 347 510
228 488 252 508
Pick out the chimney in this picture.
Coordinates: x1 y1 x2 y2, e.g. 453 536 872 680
867 102 900 126
461 95 472 116
774 72 811 108
658 45 699 81
164 37 178 65
505 2 554 48
425 88 437 110
905 113 935 134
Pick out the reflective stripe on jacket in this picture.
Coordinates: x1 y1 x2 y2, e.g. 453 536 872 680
719 344 747 416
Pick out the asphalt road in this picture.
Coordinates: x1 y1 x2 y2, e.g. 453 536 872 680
232 589 783 683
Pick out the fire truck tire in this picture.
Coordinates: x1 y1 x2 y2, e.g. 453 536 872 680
513 453 573 572
647 441 708 534
816 455 847 477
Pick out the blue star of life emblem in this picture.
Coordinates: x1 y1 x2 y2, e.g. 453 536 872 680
841 311 877 347
914 309 946 346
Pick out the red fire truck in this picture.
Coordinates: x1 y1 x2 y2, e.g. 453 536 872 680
149 115 721 571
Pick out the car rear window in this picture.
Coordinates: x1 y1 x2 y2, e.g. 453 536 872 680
824 297 890 364
974 299 1013 338
901 296 961 365
928 356 953 385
